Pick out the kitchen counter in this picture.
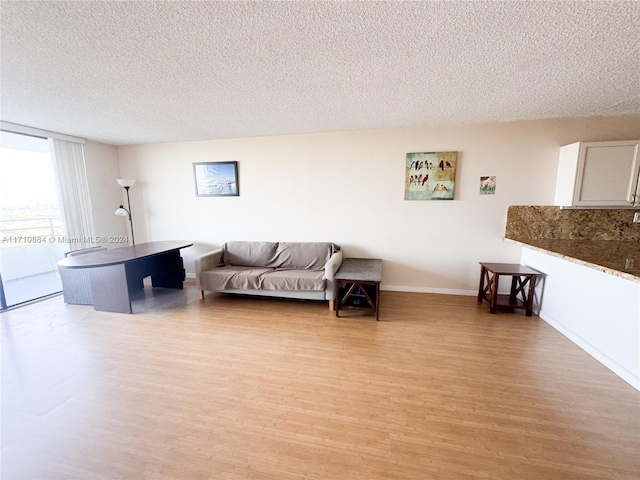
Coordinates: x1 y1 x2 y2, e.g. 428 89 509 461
506 238 640 283
504 206 640 389
504 206 640 283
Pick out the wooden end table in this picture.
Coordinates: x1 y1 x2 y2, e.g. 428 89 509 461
478 262 542 316
335 258 382 320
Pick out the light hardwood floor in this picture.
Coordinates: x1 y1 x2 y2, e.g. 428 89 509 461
1 286 638 479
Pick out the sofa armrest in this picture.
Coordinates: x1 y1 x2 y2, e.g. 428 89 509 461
194 248 223 290
323 250 344 300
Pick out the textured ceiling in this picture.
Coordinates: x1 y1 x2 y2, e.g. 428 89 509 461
1 1 639 146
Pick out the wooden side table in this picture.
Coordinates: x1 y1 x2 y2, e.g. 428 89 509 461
335 258 382 320
478 262 542 316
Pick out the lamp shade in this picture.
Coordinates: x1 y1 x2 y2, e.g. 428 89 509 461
116 179 136 188
115 206 128 216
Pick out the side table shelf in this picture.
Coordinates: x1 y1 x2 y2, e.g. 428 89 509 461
335 258 382 320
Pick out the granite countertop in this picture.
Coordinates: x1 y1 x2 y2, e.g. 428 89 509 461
506 238 640 283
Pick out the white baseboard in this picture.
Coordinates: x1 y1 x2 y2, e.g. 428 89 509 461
381 285 476 296
187 277 477 296
538 308 640 391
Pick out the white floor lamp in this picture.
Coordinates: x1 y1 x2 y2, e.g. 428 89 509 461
115 179 136 245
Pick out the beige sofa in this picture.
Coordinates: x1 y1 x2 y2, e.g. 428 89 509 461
195 241 343 309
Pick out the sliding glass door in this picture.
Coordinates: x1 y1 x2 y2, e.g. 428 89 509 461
0 131 66 308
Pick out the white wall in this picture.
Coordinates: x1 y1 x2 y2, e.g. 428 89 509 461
522 247 640 390
117 115 640 293
83 140 128 245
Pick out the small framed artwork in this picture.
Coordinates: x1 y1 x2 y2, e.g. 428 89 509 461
193 161 239 197
480 176 496 195
405 151 458 200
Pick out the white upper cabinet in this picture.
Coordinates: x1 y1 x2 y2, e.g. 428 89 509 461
554 140 640 207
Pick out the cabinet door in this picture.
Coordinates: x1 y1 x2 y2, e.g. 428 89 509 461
574 141 640 207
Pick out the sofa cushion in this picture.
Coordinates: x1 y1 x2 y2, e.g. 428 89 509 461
223 241 278 267
200 266 274 291
274 242 337 270
260 269 326 291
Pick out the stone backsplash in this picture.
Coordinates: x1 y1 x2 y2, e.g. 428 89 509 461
505 206 640 241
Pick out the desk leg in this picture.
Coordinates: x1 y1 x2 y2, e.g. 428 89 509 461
150 251 185 289
89 264 132 314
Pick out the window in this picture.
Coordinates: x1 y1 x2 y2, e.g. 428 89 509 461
0 131 66 308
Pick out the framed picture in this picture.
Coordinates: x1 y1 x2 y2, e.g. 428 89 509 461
404 151 458 200
480 176 496 195
193 161 239 197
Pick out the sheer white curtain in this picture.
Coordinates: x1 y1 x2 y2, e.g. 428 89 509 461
49 138 95 249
